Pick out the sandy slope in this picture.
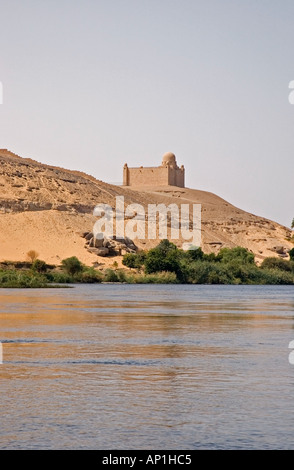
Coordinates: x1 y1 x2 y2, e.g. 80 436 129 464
0 149 292 265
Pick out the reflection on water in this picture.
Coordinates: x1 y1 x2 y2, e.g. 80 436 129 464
0 285 294 449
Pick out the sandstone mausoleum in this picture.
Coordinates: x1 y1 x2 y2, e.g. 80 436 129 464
123 152 185 188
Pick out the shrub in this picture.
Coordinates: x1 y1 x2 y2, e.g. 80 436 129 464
217 246 255 264
116 270 128 282
203 252 218 262
61 256 84 275
0 269 47 288
122 252 146 269
74 268 102 283
261 257 293 272
184 247 204 261
122 253 137 268
289 248 294 261
45 271 73 283
258 268 294 285
27 250 39 263
103 269 119 282
131 271 178 284
144 240 185 280
32 259 47 273
186 261 232 284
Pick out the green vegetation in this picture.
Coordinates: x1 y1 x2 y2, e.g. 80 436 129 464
104 268 120 282
123 240 294 285
61 256 84 275
0 242 294 287
0 270 48 288
0 258 102 288
260 257 294 272
122 252 146 269
144 239 185 281
32 259 47 273
104 269 178 284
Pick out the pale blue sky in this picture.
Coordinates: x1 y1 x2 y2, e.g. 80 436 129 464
0 0 293 227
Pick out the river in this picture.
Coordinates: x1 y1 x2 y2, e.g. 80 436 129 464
0 284 294 449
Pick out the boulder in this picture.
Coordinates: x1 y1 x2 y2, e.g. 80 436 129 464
127 243 137 251
87 248 99 254
108 246 119 255
85 232 93 241
116 243 126 249
124 237 134 246
271 246 286 254
96 247 109 257
83 232 138 257
94 237 104 248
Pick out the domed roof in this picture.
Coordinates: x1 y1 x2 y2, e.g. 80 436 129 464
162 152 176 165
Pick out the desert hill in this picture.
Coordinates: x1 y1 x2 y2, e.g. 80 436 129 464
0 149 292 265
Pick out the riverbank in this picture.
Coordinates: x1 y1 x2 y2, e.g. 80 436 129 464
1 242 294 287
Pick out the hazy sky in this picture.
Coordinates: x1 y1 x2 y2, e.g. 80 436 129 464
0 0 293 227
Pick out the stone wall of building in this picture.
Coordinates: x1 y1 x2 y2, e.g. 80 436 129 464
123 166 170 187
123 153 185 188
168 166 185 187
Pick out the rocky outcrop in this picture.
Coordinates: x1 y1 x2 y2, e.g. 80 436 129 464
269 245 290 257
81 232 137 257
